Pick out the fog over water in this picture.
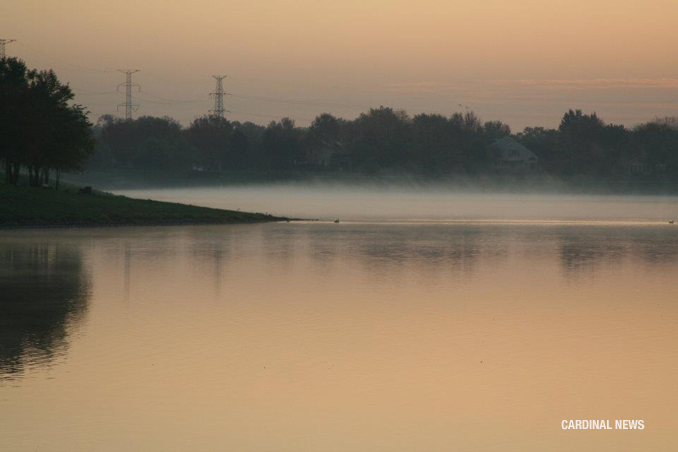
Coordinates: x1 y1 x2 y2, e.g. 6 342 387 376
116 184 678 223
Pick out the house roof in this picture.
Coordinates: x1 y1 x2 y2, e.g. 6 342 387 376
490 136 538 161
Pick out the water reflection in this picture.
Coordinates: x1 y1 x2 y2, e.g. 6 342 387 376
189 239 231 298
2 225 673 371
173 222 678 289
554 226 678 280
0 226 676 376
0 243 90 380
2 223 678 451
288 224 678 280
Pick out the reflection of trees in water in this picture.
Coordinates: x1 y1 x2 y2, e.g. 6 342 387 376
302 225 504 277
356 229 485 266
296 224 678 281
630 229 678 266
557 227 678 280
559 237 625 279
0 244 90 380
189 236 232 298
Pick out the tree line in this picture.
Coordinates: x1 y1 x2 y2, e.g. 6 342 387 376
3 57 677 185
92 108 678 181
91 110 509 174
0 58 94 188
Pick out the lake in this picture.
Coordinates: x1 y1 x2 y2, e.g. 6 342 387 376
2 188 678 451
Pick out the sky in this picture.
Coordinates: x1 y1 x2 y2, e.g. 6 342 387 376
2 0 677 130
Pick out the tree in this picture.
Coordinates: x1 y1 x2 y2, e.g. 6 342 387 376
98 115 184 169
0 58 94 186
262 118 303 170
558 109 619 176
0 58 30 184
98 115 138 168
233 121 266 169
350 107 411 171
185 115 235 170
304 113 344 169
308 113 342 146
24 69 80 186
516 127 560 171
448 111 487 172
411 113 457 172
483 120 511 142
229 130 250 170
632 117 678 177
45 105 95 189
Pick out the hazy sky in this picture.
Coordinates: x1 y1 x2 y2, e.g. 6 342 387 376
2 0 677 130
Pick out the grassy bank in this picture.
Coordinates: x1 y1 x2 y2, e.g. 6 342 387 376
0 183 284 228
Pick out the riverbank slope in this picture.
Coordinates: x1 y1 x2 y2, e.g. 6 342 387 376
0 184 284 228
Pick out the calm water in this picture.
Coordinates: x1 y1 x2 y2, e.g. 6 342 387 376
2 190 678 451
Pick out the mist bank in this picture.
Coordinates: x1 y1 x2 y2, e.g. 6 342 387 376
66 168 678 195
85 109 678 194
109 184 678 223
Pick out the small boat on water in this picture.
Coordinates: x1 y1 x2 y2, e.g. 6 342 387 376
670 220 675 224
334 219 340 224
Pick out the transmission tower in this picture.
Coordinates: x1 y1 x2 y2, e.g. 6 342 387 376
0 39 16 59
117 69 140 120
210 75 227 118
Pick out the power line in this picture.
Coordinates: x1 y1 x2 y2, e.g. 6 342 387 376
117 69 140 120
134 94 205 107
0 39 16 59
138 89 206 103
71 87 119 96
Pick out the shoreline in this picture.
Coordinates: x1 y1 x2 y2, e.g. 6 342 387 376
0 217 289 230
0 183 289 229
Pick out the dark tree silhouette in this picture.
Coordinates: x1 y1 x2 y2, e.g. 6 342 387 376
0 58 31 184
351 107 411 171
262 117 303 170
0 58 94 187
98 115 191 170
186 115 235 171
484 120 512 142
632 118 678 177
84 101 678 186
0 244 90 380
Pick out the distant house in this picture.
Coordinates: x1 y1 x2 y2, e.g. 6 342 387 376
309 142 352 171
627 156 652 175
490 136 539 171
625 155 666 176
312 146 337 168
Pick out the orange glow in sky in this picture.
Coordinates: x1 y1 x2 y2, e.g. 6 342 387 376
2 0 677 129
